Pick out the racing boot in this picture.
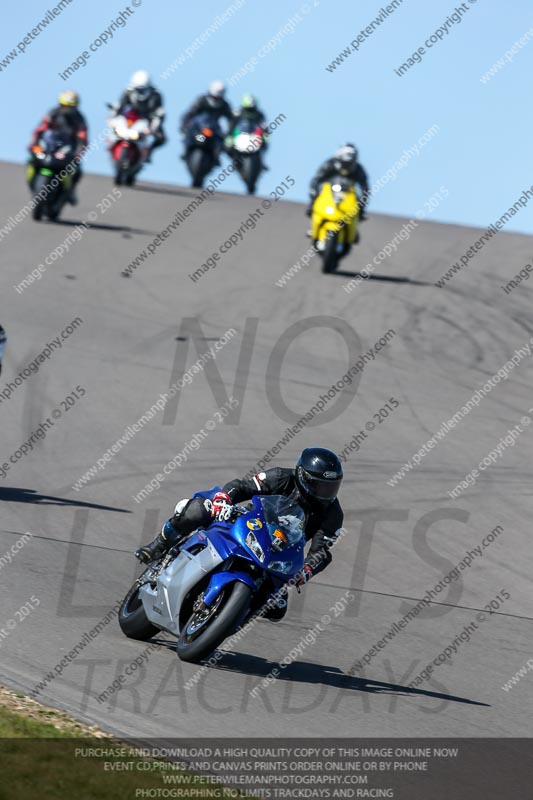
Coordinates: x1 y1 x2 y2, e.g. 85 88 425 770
262 591 288 622
135 520 179 564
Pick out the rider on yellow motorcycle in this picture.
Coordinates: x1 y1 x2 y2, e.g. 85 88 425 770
307 143 369 220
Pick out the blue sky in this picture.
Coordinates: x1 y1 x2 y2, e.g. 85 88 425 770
1 0 533 233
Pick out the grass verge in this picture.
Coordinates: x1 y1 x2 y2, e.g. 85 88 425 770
0 685 238 800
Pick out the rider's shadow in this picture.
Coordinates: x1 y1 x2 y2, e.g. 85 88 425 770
334 269 431 286
0 486 129 513
53 218 158 236
203 651 489 707
131 184 219 199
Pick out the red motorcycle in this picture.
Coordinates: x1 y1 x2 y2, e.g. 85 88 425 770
107 105 153 186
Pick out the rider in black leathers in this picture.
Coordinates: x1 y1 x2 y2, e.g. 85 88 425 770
231 94 267 131
227 93 269 168
114 70 166 160
181 80 233 133
135 448 344 619
308 143 370 219
180 80 233 163
30 90 88 204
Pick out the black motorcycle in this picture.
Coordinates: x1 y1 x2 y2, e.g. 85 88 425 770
28 129 75 221
183 112 223 188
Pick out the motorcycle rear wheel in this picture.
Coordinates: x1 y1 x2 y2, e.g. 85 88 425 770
118 583 159 640
177 581 252 663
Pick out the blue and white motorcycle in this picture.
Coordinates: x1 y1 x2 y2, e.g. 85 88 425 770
119 490 306 662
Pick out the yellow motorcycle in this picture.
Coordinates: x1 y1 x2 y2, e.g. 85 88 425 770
311 177 359 273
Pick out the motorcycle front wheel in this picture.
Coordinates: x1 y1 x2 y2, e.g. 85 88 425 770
240 154 261 194
31 173 49 220
47 190 65 222
177 581 252 663
187 149 212 188
322 232 339 273
115 150 132 186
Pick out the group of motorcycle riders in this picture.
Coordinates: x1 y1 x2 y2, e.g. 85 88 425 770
24 72 372 618
28 70 369 217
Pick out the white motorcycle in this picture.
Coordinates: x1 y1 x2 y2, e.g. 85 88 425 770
228 121 266 194
107 104 153 186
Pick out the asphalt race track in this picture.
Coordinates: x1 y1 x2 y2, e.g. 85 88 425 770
1 159 532 739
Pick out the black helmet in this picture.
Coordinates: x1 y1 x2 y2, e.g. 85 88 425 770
295 447 343 505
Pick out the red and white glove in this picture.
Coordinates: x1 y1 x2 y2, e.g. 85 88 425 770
295 564 313 588
211 491 234 522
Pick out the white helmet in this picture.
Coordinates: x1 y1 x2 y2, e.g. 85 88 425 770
208 80 225 98
335 143 358 164
129 70 150 90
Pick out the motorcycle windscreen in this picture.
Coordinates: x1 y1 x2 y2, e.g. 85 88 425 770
256 495 306 547
189 112 222 137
